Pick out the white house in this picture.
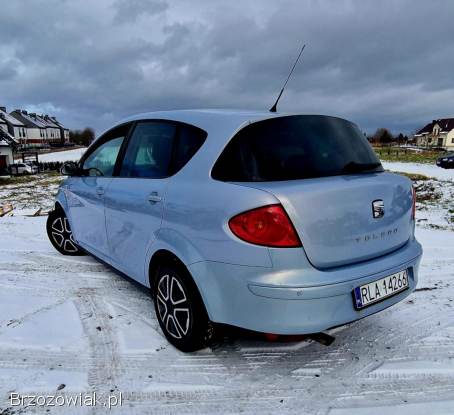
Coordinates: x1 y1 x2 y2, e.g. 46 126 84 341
9 110 48 146
51 116 70 144
0 107 27 144
9 108 70 147
414 118 454 150
37 114 62 144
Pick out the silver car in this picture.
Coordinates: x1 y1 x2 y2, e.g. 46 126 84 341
48 110 422 351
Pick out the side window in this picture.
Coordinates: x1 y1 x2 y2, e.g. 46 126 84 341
120 122 176 178
171 124 207 175
82 124 129 176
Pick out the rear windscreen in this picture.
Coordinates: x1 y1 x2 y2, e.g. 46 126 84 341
212 115 383 182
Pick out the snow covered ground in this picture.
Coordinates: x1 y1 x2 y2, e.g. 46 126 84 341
0 163 453 414
383 161 454 181
384 162 454 232
38 148 87 163
0 174 61 213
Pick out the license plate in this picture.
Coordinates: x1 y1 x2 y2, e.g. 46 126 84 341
353 270 409 309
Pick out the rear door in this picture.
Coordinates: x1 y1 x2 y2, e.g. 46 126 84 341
68 124 130 258
104 121 176 283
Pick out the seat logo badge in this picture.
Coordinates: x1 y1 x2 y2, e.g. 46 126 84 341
372 200 385 219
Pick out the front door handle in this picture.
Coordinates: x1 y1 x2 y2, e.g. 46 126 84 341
96 186 105 196
148 192 162 204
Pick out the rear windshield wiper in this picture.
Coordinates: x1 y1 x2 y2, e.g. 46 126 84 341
341 161 382 173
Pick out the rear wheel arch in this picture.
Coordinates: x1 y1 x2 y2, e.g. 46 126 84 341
149 249 214 351
148 249 189 289
148 249 209 314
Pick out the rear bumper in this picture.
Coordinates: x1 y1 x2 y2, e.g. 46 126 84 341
188 238 423 334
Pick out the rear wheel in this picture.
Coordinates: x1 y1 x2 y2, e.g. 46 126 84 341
46 209 85 256
153 263 212 352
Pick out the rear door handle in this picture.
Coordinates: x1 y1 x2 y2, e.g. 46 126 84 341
148 192 162 204
96 186 105 196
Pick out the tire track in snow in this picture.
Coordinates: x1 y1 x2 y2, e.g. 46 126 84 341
73 288 120 398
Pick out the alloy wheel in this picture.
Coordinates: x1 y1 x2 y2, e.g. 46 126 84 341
156 274 191 339
51 216 79 254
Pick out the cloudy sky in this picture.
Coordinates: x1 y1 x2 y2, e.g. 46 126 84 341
1 0 453 135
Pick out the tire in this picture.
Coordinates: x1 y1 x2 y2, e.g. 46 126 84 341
46 209 85 256
153 263 212 352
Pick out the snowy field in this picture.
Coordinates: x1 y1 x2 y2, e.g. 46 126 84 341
385 162 454 232
0 162 453 414
382 161 454 181
38 148 87 163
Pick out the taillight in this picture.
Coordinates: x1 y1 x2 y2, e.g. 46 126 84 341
228 204 302 248
412 187 416 220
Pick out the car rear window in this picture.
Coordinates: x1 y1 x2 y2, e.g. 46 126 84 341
212 115 383 182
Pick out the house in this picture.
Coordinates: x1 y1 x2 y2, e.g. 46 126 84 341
0 106 71 148
36 114 61 144
50 116 70 144
9 110 48 146
0 131 15 175
414 118 454 150
8 108 71 147
0 107 28 144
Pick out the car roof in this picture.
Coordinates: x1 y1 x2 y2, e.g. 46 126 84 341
94 110 355 165
116 109 294 134
103 110 354 143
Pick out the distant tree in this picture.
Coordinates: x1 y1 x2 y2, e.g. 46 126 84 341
395 133 405 146
371 128 394 145
69 128 95 146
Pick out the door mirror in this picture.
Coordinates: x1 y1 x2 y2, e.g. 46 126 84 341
61 161 81 176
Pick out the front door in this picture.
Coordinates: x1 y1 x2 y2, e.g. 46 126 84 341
68 124 130 259
105 121 176 283
0 155 7 174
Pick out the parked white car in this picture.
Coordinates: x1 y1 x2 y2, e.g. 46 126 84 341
11 162 38 175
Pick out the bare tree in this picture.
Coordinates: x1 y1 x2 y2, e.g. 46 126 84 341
371 128 393 145
69 128 95 146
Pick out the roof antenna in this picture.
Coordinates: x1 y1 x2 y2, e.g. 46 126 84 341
269 44 306 113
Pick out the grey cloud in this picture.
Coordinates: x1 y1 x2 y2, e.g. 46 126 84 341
113 0 168 23
0 64 17 81
0 0 453 135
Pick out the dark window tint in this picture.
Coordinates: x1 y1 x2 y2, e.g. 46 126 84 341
212 115 383 182
171 124 207 174
120 122 176 178
82 124 130 176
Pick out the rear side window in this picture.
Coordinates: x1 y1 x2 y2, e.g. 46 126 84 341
212 115 382 182
171 124 207 175
120 122 176 179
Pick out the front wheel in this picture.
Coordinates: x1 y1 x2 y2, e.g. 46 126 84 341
153 263 212 352
46 209 85 256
